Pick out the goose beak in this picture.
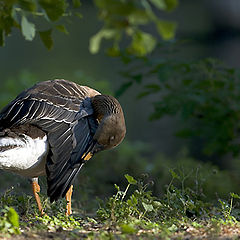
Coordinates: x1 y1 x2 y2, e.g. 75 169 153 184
82 141 104 162
91 142 104 154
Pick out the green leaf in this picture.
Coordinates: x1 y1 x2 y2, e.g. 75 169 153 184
128 195 138 206
153 201 162 208
137 91 151 99
21 16 36 41
74 12 83 18
125 174 137 185
164 0 178 11
128 9 150 25
128 31 156 56
39 29 53 50
56 24 68 34
39 0 67 21
120 224 137 234
115 81 133 97
94 0 135 16
19 0 37 12
89 29 117 54
72 0 81 8
169 169 180 179
7 207 19 228
156 20 176 40
106 45 120 57
114 184 120 191
142 202 154 212
230 193 240 199
149 0 178 11
149 0 167 10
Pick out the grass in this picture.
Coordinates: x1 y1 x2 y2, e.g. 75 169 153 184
0 170 240 239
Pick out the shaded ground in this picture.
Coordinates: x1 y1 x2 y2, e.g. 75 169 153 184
1 218 240 240
1 174 240 240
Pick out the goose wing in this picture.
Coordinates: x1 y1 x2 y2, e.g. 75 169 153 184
0 79 99 201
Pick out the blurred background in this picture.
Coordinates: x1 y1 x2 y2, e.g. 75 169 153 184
0 0 240 211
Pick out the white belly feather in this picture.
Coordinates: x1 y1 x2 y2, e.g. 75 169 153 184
0 135 48 177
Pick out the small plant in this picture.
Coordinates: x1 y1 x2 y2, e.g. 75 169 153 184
0 169 239 239
218 192 240 223
0 206 20 234
97 174 158 224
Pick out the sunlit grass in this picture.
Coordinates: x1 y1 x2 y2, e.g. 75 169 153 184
0 170 240 239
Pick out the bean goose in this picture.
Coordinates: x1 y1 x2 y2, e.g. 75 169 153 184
0 79 126 216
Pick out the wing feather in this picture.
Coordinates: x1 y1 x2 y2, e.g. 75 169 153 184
0 79 100 202
47 115 98 202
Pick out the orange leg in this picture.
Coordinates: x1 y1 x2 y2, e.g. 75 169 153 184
66 185 73 216
32 180 44 215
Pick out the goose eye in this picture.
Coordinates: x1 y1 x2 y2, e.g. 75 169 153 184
110 136 115 142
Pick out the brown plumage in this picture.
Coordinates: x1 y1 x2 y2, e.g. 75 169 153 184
0 79 126 215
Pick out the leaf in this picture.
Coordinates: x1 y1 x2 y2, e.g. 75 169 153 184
21 16 36 41
72 0 81 8
230 193 240 199
7 207 19 228
39 0 67 22
169 169 180 179
125 174 137 185
153 201 162 208
142 202 154 212
156 20 176 40
128 9 150 25
149 0 167 10
114 184 120 191
164 0 178 11
19 0 37 12
115 81 133 97
74 12 83 18
94 0 135 16
56 24 68 34
89 28 117 54
128 195 138 206
107 45 120 57
120 224 137 234
132 74 142 83
39 29 53 50
128 31 156 56
149 0 178 11
137 91 151 99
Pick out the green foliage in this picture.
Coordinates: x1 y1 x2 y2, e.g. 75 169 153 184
0 170 239 238
97 171 225 225
0 0 81 48
96 173 240 238
97 174 161 224
77 139 239 207
0 206 20 234
34 214 82 231
39 29 53 50
91 0 178 56
39 0 67 21
118 56 240 157
21 15 35 41
0 0 177 53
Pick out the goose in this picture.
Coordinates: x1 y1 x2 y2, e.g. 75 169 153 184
0 79 126 216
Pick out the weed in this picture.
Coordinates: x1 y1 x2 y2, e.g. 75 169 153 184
0 206 20 234
0 167 239 239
